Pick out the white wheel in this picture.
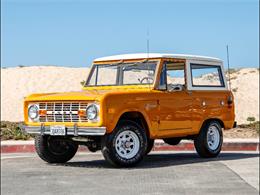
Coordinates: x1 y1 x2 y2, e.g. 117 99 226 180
101 120 147 167
206 125 220 150
115 130 140 159
194 120 223 158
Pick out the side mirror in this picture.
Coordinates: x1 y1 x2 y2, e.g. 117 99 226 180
168 84 183 92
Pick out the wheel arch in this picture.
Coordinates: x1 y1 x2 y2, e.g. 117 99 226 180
200 118 225 130
117 111 151 139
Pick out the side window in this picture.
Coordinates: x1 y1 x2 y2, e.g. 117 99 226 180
190 64 224 87
166 63 185 87
159 62 185 91
159 63 167 90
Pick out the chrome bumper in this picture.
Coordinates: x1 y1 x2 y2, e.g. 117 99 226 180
23 125 106 136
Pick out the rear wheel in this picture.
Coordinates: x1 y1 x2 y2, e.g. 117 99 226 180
35 135 78 163
101 120 147 167
194 120 223 158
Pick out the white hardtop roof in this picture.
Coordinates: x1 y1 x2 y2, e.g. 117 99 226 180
94 53 222 63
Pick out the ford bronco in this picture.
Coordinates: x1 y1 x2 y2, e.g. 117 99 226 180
24 53 235 167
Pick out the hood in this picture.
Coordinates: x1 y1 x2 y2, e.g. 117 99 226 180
24 90 108 102
24 86 151 102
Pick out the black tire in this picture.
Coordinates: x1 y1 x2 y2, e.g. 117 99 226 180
163 138 181 145
87 146 98 153
101 120 148 167
146 139 154 154
87 143 100 152
194 120 223 158
35 135 78 163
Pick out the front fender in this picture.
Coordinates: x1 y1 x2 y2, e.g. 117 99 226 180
105 108 153 134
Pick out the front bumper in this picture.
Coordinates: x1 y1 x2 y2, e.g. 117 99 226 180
23 125 106 136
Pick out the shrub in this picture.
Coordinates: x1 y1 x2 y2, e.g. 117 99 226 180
80 80 85 86
232 87 238 92
225 68 239 75
230 76 237 80
238 121 259 135
247 117 256 124
0 121 31 140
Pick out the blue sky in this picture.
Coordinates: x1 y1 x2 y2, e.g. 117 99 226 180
1 0 259 68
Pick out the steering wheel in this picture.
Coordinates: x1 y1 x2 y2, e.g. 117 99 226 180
139 77 154 84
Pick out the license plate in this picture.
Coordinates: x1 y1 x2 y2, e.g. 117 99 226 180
50 125 66 136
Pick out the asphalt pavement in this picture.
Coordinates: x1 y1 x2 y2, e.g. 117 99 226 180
1 151 259 195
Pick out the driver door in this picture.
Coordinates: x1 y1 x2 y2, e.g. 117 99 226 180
158 61 193 137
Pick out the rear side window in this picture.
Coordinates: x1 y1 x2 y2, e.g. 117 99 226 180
190 64 224 87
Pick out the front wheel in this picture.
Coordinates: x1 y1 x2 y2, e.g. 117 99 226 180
101 120 147 167
35 135 78 163
194 121 223 158
146 139 154 154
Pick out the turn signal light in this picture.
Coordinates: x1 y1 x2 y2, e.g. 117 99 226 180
78 110 86 116
39 110 47 116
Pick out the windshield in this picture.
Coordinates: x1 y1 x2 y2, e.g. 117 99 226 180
86 61 158 86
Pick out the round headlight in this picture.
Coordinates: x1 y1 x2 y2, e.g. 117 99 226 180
86 104 98 120
28 105 39 120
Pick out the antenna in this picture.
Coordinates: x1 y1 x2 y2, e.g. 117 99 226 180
147 29 150 59
146 28 151 89
226 45 232 90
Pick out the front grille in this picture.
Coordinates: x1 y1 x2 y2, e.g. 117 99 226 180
38 102 88 122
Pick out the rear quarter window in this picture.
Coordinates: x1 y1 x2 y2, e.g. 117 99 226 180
190 64 225 87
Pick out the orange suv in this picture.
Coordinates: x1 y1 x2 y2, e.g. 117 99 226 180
23 53 235 167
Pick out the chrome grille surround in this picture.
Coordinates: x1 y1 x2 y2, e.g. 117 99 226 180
38 102 88 123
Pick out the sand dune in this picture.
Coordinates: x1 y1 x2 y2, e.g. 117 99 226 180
1 66 259 124
228 68 259 124
1 66 89 122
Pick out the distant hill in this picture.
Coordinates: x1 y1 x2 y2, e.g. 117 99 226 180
1 66 259 124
